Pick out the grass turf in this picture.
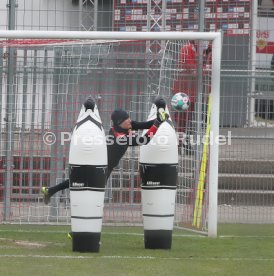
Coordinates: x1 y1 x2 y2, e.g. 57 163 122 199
0 224 274 276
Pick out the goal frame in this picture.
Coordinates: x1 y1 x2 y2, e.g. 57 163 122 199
0 30 221 237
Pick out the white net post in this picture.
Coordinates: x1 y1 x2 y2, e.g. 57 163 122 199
208 34 221 237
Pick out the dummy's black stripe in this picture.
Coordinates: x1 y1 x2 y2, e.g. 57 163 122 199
143 214 174 217
75 115 102 130
71 216 103 220
141 186 177 190
140 163 178 166
70 165 107 169
70 188 105 192
69 165 107 189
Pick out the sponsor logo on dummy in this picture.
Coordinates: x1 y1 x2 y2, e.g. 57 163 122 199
72 182 85 187
147 181 160 186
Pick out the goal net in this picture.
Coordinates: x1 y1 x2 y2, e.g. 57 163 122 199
0 31 221 236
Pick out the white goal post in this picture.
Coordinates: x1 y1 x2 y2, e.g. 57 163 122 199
0 30 221 237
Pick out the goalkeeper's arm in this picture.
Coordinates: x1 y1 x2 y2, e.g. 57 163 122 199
131 110 169 130
126 114 169 147
131 96 168 130
131 120 154 130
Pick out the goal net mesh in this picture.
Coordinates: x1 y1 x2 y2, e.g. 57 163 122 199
0 37 213 233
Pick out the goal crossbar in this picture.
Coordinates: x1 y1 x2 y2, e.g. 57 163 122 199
0 30 221 41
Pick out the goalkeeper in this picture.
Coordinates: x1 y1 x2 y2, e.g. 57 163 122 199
41 96 168 204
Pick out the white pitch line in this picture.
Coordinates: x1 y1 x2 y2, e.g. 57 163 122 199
0 230 66 233
219 235 274 238
0 254 274 261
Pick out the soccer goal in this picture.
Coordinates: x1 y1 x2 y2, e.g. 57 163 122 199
0 30 221 237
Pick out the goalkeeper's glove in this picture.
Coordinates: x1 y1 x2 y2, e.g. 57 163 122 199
157 108 169 122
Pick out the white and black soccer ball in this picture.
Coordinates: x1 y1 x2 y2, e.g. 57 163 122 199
171 92 190 111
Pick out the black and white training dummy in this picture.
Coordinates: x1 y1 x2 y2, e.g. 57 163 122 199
69 97 107 252
139 96 179 249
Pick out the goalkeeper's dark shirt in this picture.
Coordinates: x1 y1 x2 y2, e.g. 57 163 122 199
47 120 157 196
107 119 155 178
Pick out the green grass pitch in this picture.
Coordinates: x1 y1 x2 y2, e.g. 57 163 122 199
0 224 274 276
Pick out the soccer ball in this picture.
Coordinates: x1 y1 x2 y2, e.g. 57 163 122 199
171 92 190 111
